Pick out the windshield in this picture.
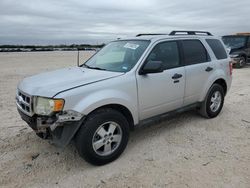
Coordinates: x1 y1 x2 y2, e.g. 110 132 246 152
222 36 247 49
83 40 150 72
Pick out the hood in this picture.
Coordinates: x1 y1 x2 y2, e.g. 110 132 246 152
18 67 124 97
229 47 244 54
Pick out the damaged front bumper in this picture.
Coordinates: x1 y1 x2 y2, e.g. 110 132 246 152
17 109 85 147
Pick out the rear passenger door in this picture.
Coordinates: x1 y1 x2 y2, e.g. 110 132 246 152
181 39 214 105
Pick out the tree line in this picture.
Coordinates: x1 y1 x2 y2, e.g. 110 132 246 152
0 44 105 52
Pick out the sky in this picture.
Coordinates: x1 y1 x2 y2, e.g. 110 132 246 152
1 0 250 45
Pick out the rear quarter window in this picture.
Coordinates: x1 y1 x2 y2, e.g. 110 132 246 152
206 39 228 60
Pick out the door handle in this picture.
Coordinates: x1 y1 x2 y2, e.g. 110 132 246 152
205 67 213 72
172 73 183 79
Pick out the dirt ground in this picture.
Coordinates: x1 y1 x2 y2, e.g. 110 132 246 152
0 51 249 188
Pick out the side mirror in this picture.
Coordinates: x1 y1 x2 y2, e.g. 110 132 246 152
139 60 164 75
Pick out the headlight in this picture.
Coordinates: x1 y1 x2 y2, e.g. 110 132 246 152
34 97 64 115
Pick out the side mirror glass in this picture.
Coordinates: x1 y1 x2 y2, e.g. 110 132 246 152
139 60 164 75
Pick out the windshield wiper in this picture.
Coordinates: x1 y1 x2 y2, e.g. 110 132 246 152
88 67 107 71
82 64 106 71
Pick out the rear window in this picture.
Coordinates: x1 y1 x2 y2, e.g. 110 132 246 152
182 40 209 65
206 39 227 60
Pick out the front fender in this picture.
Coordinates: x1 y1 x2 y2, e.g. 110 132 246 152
71 89 138 124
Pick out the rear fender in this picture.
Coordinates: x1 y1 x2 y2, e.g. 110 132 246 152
199 69 228 102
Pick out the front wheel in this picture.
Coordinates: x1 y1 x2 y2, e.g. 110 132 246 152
75 108 129 165
199 84 225 118
235 56 246 68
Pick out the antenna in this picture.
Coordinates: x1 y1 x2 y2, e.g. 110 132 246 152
77 48 80 67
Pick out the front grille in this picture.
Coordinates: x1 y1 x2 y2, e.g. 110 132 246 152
16 90 33 116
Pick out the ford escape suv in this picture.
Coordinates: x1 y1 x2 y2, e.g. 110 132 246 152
16 31 232 165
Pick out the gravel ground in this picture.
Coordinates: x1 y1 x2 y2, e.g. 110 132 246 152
0 51 249 188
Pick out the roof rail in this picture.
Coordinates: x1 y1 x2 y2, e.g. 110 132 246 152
169 30 213 36
136 33 167 37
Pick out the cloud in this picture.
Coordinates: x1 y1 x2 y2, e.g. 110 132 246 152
0 0 249 44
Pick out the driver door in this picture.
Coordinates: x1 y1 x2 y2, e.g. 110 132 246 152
136 41 185 120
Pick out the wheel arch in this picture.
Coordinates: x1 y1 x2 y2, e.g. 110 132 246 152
199 75 228 102
87 104 135 130
213 78 227 95
240 53 247 61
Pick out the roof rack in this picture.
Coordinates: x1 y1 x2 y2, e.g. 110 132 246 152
136 33 167 37
169 30 213 36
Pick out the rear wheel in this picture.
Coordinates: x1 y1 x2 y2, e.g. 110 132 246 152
199 84 225 118
75 108 129 165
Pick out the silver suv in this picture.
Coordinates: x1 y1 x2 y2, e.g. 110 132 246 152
16 31 232 165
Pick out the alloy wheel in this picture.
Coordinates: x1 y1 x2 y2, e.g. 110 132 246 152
210 91 222 112
92 121 122 156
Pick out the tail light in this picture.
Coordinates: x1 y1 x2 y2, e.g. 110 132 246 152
229 60 233 76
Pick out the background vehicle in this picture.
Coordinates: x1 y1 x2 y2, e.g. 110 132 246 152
17 31 232 165
222 33 250 68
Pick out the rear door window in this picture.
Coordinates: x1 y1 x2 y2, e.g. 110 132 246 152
181 40 210 65
206 39 227 59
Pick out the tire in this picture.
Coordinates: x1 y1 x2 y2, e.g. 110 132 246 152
75 108 130 165
235 56 246 68
199 83 225 118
